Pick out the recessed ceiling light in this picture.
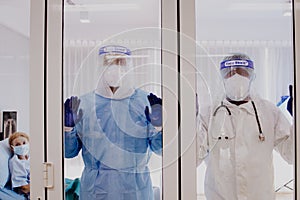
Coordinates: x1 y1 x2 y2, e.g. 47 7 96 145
80 11 90 23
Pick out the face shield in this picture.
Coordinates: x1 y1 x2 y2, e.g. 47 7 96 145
98 45 132 88
220 58 255 101
220 59 254 79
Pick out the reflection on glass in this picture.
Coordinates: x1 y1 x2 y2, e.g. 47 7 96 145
63 1 162 199
0 0 30 199
196 0 294 200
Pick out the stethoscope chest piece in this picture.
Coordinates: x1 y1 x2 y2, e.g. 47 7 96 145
259 133 265 142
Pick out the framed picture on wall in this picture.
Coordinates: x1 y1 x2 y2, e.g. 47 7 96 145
2 111 17 140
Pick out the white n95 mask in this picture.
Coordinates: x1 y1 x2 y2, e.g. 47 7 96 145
12 144 30 156
103 65 125 87
224 74 251 101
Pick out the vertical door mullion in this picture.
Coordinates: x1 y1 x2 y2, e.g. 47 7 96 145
46 0 63 199
30 0 46 199
179 0 197 199
294 0 300 198
162 0 180 199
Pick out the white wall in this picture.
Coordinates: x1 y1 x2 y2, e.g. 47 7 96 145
0 24 30 135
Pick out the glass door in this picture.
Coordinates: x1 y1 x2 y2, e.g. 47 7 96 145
195 0 295 199
45 0 180 199
63 1 163 199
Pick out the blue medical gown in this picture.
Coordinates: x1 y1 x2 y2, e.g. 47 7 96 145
65 89 162 200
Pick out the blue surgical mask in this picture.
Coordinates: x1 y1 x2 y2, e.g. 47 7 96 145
12 144 30 156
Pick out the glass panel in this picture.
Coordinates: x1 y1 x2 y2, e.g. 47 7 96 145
195 0 294 199
63 1 162 199
0 0 30 199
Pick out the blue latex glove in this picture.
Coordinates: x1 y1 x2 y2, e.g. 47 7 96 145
287 85 293 116
277 95 289 107
64 96 83 127
145 93 162 127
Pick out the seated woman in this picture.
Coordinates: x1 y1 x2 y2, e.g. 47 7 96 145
8 132 30 199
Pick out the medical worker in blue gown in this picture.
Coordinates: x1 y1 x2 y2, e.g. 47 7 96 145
64 45 162 200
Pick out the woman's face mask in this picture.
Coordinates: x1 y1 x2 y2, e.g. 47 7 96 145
12 143 30 156
224 73 252 101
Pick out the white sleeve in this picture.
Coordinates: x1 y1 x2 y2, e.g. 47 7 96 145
196 113 209 167
274 108 294 165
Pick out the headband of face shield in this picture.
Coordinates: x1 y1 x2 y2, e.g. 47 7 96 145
220 59 254 79
99 45 131 56
99 45 132 87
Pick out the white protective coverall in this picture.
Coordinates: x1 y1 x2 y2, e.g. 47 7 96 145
197 96 294 200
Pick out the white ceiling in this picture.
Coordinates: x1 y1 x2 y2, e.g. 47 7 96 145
0 0 30 38
196 0 293 40
0 0 293 41
64 0 161 40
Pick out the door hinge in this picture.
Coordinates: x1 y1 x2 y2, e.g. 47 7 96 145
43 162 54 189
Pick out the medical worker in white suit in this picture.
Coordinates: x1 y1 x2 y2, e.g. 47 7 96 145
197 53 294 200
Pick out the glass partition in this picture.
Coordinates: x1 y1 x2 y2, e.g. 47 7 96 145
63 1 162 199
195 0 294 199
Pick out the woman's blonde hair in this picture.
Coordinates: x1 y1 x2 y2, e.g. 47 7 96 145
9 132 29 146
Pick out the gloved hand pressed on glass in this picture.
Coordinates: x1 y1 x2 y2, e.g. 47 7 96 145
64 96 83 127
145 93 162 127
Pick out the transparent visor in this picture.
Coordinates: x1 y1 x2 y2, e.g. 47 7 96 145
220 59 254 79
71 45 133 95
97 46 134 89
102 54 129 68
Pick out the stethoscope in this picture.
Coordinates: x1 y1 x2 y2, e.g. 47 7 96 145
213 100 265 142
